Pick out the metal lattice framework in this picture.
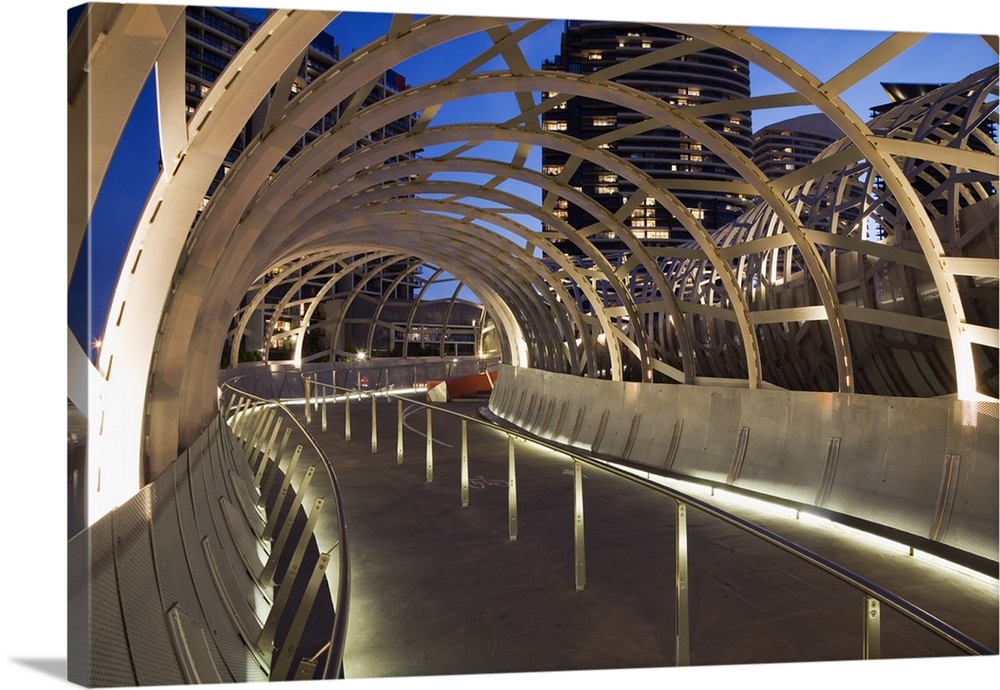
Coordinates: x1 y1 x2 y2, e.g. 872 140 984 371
68 6 999 520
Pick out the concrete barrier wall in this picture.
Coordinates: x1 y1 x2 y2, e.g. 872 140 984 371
490 365 999 564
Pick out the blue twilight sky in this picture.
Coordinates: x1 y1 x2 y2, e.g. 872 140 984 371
68 1 998 356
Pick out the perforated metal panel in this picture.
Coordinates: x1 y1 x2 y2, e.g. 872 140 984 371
494 367 1000 563
229 470 266 538
111 485 186 686
667 387 712 478
870 401 949 537
71 515 137 687
151 463 236 682
221 498 266 580
736 390 826 505
942 401 1000 561
223 416 257 492
176 452 265 682
188 447 264 637
821 395 891 523
67 530 92 686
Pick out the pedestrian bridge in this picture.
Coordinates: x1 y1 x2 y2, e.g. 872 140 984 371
69 363 998 685
66 7 998 686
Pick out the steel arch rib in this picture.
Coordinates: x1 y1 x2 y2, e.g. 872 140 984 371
676 24 986 399
284 206 600 375
67 3 186 286
266 156 671 380
301 189 644 380
226 73 770 386
91 9 338 497
259 132 698 382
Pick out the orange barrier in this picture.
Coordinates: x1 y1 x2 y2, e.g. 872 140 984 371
425 370 498 402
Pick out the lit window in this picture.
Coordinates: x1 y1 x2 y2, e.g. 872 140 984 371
556 199 569 209
597 173 618 183
642 40 652 49
587 52 602 60
543 164 564 176
543 120 568 131
595 185 618 195
543 92 567 109
591 116 617 127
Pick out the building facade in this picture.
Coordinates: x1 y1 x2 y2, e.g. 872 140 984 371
184 7 422 364
541 21 754 249
751 113 841 181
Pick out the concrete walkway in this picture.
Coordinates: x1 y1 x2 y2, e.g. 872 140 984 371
282 394 998 682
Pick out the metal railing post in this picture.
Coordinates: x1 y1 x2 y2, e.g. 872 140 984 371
371 394 378 453
461 420 469 507
230 397 247 435
864 597 881 659
574 459 585 591
344 393 352 441
264 445 303 540
251 411 277 469
235 398 253 440
254 416 283 474
270 551 332 681
247 407 272 455
676 501 690 666
508 435 517 542
261 466 317 586
257 427 291 488
426 407 434 483
396 398 404 465
303 376 312 423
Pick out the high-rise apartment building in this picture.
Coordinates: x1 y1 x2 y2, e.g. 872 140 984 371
541 21 754 249
185 7 413 201
183 7 422 363
751 113 841 181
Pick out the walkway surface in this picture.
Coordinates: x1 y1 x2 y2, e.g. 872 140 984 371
279 393 997 683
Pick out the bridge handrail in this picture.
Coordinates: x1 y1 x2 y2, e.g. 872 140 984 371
222 377 352 680
304 375 994 658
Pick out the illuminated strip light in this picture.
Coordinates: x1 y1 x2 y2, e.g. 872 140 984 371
713 488 799 520
913 549 999 585
797 512 912 555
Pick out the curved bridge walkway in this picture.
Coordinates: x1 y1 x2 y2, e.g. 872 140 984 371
279 394 997 679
